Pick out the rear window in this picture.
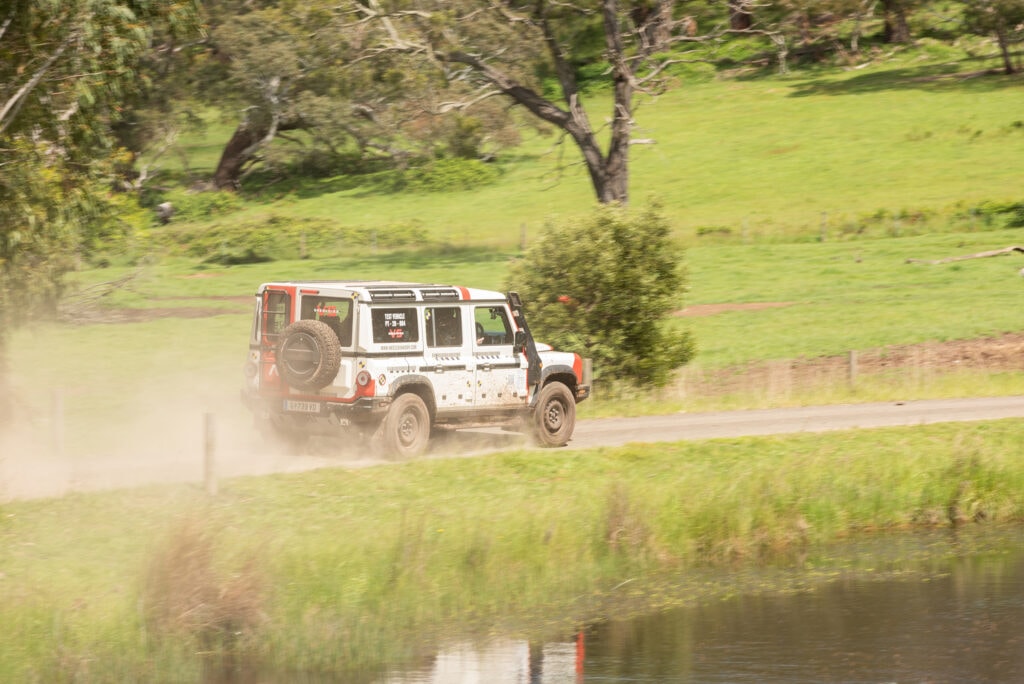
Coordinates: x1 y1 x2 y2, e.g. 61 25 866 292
425 307 463 347
263 290 291 341
371 307 419 344
301 295 354 346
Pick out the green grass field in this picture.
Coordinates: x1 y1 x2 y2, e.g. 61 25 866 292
3 419 1024 680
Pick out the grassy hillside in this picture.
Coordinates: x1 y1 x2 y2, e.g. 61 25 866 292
160 49 1024 248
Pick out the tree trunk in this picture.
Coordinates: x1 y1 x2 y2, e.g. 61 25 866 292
212 118 304 190
601 0 632 204
213 122 262 190
881 0 911 44
729 1 753 31
630 1 674 55
996 26 1016 74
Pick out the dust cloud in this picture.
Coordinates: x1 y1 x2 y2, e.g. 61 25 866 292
0 367 529 503
0 368 379 503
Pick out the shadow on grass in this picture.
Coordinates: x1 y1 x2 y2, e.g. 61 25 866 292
241 152 543 204
788 59 1023 98
308 245 522 273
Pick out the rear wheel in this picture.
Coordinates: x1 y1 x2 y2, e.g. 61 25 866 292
376 393 431 459
532 382 575 447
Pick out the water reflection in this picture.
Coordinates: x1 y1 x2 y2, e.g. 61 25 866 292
583 551 1024 682
382 532 1024 683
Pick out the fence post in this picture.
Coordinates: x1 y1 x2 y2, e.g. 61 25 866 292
204 413 217 497
52 388 65 459
848 350 858 389
583 358 594 400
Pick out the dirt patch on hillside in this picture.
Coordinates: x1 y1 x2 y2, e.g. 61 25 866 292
681 333 1024 397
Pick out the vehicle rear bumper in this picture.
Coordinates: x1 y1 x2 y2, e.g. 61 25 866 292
243 390 390 426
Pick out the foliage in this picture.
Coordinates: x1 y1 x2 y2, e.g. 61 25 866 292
961 0 1024 73
402 158 502 193
508 204 695 387
0 0 201 351
160 189 246 222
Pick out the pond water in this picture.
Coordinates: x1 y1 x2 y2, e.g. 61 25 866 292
378 529 1024 684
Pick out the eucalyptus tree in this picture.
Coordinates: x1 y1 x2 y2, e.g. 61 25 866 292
202 0 465 189
0 0 201 419
880 0 916 43
350 0 738 205
962 0 1024 73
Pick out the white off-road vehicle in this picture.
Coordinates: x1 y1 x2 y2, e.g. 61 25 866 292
242 281 591 456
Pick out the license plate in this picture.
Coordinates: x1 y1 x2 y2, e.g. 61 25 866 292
283 399 321 414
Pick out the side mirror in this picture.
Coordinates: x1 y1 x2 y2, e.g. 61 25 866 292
514 330 526 349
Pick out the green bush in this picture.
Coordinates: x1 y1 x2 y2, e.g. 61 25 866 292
404 158 501 193
508 203 695 387
965 200 1024 228
160 189 244 222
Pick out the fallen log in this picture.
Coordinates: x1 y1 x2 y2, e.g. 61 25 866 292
906 246 1024 265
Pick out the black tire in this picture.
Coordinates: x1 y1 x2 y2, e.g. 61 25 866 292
276 319 342 391
376 393 431 459
532 382 575 447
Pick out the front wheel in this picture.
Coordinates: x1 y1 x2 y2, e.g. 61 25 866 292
532 382 575 447
376 393 431 459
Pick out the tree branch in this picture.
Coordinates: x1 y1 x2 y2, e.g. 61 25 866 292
906 246 1024 265
0 34 74 134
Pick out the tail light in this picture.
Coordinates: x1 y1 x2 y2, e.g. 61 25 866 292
355 370 375 396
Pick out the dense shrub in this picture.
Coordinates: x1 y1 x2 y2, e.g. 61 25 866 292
403 158 501 193
508 204 695 387
160 189 244 222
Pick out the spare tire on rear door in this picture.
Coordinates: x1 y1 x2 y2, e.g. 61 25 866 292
276 319 342 391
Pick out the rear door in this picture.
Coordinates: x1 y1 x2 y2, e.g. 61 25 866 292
295 290 358 394
257 286 295 393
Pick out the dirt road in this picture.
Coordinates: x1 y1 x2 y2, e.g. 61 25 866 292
566 396 1024 449
3 396 1023 502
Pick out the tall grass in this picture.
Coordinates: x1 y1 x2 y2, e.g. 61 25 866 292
2 420 1024 678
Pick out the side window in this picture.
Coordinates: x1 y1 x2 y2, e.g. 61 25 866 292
301 296 354 347
425 307 463 348
371 307 419 343
474 306 513 346
263 291 291 341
